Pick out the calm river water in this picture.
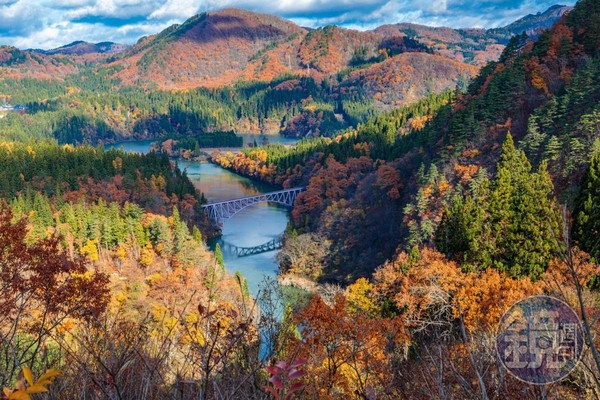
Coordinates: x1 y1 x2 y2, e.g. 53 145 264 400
108 136 295 297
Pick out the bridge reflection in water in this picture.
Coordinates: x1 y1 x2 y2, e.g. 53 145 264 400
219 237 283 257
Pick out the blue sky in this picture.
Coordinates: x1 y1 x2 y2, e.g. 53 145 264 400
0 0 576 49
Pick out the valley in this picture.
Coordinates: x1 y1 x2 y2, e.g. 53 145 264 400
0 0 599 399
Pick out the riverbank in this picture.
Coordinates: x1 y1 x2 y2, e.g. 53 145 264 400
107 138 300 298
277 273 318 292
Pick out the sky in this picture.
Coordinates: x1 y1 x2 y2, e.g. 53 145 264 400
0 0 576 50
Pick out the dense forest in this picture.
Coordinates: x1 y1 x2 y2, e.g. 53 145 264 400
0 140 265 398
216 0 600 283
1 0 600 398
0 75 378 145
208 0 600 396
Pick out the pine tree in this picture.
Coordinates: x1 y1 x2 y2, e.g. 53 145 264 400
235 271 250 301
214 243 225 273
436 134 561 279
435 193 489 268
488 133 561 279
573 148 600 259
192 225 203 243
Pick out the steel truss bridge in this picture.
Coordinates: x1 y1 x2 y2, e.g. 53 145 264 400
202 187 304 224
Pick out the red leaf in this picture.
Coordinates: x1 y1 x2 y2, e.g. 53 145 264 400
285 382 306 400
288 382 305 394
263 385 280 399
266 365 282 376
269 375 283 389
287 369 305 380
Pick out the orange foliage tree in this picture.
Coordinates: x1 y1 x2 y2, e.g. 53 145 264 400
288 294 407 399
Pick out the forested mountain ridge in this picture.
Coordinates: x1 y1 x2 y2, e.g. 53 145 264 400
213 0 600 283
502 4 573 35
374 4 573 66
0 4 568 89
34 41 129 56
101 8 478 95
0 5 567 143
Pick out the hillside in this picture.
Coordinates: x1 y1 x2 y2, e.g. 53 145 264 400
374 23 506 65
340 52 477 108
375 4 572 65
105 8 470 91
0 46 80 80
113 9 307 88
0 5 568 89
0 4 574 143
502 4 573 35
212 0 600 283
0 43 124 81
0 8 482 141
36 41 129 56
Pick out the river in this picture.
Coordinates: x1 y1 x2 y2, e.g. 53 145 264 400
108 137 294 297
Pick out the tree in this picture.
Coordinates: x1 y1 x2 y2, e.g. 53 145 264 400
436 134 561 279
292 294 406 398
573 148 600 259
192 225 203 243
488 134 561 278
214 243 225 272
0 205 109 384
435 193 489 268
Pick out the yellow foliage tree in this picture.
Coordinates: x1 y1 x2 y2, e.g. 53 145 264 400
81 240 99 262
345 278 380 317
139 243 156 268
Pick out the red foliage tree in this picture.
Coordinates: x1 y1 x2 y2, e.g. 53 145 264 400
0 204 109 384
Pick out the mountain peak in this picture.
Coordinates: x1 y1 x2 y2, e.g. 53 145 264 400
33 41 129 56
502 4 573 35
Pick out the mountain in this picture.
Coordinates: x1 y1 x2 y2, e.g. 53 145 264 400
0 4 572 140
374 23 507 65
36 41 129 56
0 45 81 80
339 52 476 108
501 4 573 36
0 41 128 81
113 9 306 88
0 5 568 90
102 7 476 101
374 4 572 65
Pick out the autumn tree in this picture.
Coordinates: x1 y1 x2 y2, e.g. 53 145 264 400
291 294 406 399
0 205 109 385
371 247 542 398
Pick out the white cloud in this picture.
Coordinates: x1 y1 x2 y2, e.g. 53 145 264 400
0 0 44 36
0 0 578 49
149 0 200 20
66 0 160 20
44 0 93 8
